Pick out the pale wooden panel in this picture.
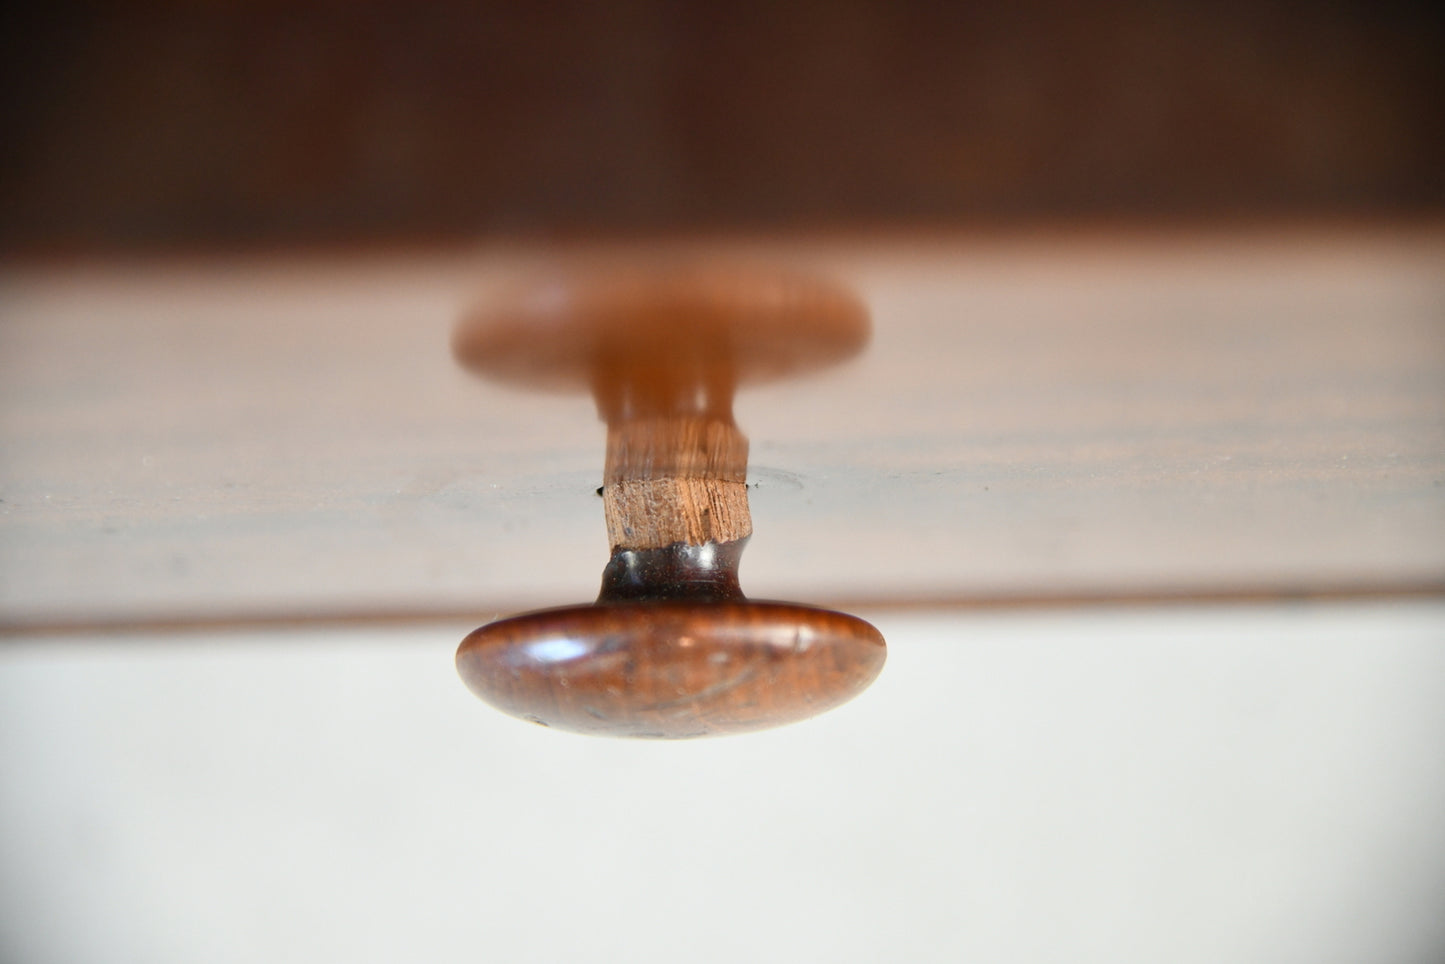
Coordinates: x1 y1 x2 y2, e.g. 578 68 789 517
2 228 1444 630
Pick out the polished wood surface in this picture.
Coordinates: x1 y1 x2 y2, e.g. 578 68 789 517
451 260 871 399
456 600 885 737
2 228 1443 632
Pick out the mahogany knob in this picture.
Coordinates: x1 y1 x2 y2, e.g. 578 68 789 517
453 260 885 738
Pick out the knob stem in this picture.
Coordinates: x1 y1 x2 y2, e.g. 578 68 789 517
602 413 751 550
597 541 748 603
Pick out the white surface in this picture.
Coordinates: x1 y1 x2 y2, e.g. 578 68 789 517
2 602 1445 963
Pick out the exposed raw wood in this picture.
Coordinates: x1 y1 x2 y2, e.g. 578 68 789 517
603 415 751 549
603 415 749 484
603 478 751 550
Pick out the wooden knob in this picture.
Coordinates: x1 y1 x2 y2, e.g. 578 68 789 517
453 260 885 738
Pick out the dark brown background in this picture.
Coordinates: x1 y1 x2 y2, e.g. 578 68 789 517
3 0 1442 254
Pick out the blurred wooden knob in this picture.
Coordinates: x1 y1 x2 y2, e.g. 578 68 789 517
453 259 885 738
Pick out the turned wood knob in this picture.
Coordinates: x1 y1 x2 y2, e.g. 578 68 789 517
453 260 885 738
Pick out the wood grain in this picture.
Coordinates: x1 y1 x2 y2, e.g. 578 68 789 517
603 478 751 549
455 600 886 738
2 227 1443 632
603 415 751 548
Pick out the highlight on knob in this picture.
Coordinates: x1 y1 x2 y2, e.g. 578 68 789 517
452 258 885 738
